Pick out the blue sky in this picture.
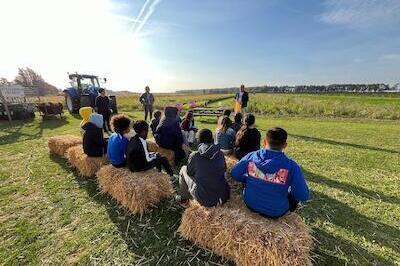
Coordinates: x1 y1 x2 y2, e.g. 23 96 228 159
1 0 399 91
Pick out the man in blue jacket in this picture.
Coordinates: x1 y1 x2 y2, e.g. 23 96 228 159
231 127 309 218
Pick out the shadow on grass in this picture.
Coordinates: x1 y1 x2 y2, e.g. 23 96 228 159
0 117 69 146
304 170 400 205
290 134 399 154
49 154 232 265
302 187 399 265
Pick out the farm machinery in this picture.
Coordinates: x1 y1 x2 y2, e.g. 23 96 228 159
63 73 117 113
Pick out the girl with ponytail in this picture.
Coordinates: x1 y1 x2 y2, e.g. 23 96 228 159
234 113 261 159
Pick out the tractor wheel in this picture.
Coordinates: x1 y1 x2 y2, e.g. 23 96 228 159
65 94 79 113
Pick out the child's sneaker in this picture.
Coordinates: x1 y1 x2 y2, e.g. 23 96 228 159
175 195 190 208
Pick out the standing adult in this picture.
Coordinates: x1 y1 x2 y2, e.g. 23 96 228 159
139 86 155 121
235 84 249 114
95 88 112 133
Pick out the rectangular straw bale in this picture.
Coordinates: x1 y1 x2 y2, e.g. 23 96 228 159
179 195 313 266
48 135 82 156
147 139 175 167
96 165 174 214
65 145 108 177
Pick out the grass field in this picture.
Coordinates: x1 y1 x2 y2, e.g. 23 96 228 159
209 93 400 120
1 95 400 265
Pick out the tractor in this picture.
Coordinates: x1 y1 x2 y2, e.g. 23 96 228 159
63 73 117 113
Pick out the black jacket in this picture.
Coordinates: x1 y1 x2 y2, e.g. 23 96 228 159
235 127 261 159
127 135 150 172
235 91 249 107
82 122 106 157
95 95 110 115
187 143 230 207
139 92 155 106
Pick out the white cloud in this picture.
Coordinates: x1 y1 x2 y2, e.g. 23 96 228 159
380 54 400 61
319 0 400 27
0 0 171 92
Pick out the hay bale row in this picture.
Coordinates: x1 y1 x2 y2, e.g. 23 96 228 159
66 146 108 177
147 139 175 167
96 165 174 214
179 195 313 266
48 135 82 156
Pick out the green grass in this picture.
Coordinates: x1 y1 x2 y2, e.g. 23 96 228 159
1 107 400 265
210 93 400 120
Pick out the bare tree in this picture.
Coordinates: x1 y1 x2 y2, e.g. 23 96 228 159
14 67 58 95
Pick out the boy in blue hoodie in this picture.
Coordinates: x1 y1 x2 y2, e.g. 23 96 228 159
107 114 132 168
231 127 309 218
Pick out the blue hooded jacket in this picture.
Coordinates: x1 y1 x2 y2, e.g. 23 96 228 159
107 133 128 165
231 149 309 217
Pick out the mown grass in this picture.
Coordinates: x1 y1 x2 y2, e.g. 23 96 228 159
1 103 399 265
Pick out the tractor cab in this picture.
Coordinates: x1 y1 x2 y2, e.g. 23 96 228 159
64 73 117 114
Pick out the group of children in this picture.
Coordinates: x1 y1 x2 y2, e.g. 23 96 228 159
215 110 261 159
80 106 310 219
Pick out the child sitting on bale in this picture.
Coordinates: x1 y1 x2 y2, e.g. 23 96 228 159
234 113 261 160
230 112 243 133
181 111 197 146
215 116 236 154
82 113 108 157
150 110 162 135
107 114 132 168
79 106 93 134
127 120 174 177
155 106 187 165
231 127 309 218
176 129 230 208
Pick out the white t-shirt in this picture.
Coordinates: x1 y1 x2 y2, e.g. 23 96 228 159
238 91 244 102
139 137 156 162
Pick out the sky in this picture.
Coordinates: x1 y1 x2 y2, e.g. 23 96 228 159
0 0 399 92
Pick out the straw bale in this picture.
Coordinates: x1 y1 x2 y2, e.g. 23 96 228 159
96 165 174 214
65 145 108 177
179 195 313 266
147 139 175 167
224 156 242 191
48 135 82 156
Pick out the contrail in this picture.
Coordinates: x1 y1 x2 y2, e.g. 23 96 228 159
130 0 151 32
131 0 161 35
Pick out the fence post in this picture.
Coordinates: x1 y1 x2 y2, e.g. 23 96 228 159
0 90 12 122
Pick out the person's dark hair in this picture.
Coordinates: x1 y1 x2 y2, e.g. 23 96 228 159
110 114 131 133
185 111 193 120
198 128 213 144
235 113 256 146
234 112 243 123
133 120 149 134
267 127 287 148
217 116 230 133
154 110 162 119
98 88 105 94
223 109 231 117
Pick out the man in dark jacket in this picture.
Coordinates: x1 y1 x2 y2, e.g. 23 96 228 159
235 84 249 113
155 106 186 165
82 113 107 157
139 86 155 121
95 88 112 133
231 127 309 218
176 129 230 208
127 120 173 176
